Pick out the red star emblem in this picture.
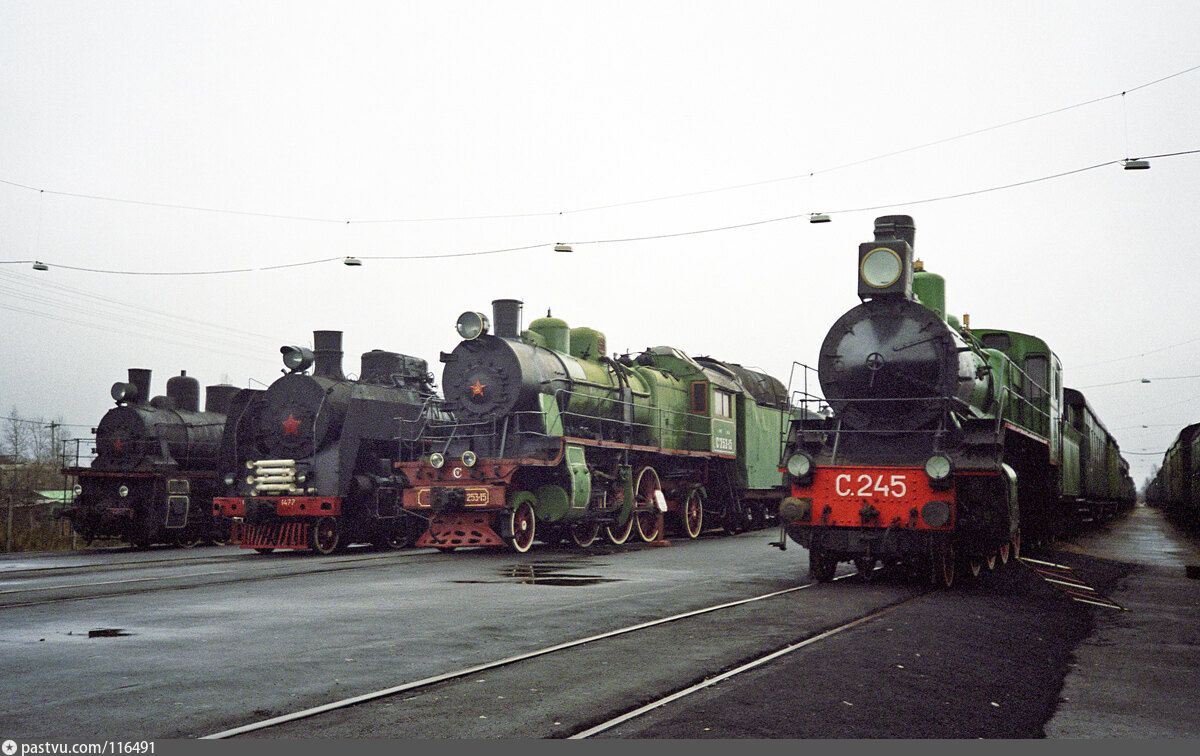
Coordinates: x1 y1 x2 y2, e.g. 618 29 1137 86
112 439 125 452
281 413 302 435
469 380 486 397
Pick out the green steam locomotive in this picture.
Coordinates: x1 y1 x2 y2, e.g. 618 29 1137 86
396 299 794 552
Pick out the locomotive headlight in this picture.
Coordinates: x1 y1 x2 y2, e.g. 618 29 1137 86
921 500 952 528
786 452 814 483
860 247 903 288
223 473 236 487
924 455 952 488
281 345 315 373
429 452 445 469
455 311 490 341
118 485 130 498
73 484 83 496
461 450 477 468
110 382 138 404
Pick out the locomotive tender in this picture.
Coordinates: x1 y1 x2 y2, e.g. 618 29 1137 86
60 369 239 548
396 299 793 552
213 330 440 554
777 215 1134 586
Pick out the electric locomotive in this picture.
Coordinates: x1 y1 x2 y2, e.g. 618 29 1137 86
397 299 792 552
60 369 239 548
777 215 1133 586
214 330 440 554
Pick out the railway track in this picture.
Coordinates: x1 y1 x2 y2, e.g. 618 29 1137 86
0 546 442 608
202 570 931 739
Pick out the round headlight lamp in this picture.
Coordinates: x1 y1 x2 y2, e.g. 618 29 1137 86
455 312 490 341
110 382 138 404
73 484 83 496
461 450 477 468
786 452 813 479
921 500 952 528
223 473 236 487
924 454 952 482
281 345 315 373
860 247 903 288
428 452 445 469
118 485 130 498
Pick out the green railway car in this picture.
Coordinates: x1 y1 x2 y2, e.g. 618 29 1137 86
1149 422 1200 526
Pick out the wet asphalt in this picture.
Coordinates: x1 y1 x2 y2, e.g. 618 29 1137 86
597 503 1200 739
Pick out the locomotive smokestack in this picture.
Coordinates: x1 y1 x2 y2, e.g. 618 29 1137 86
312 330 345 380
205 384 240 415
492 299 523 338
873 214 916 249
128 368 152 406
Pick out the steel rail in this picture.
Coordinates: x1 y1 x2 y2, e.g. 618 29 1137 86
569 592 927 738
201 575 856 739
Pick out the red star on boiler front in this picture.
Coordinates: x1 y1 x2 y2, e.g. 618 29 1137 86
470 380 486 397
281 413 302 435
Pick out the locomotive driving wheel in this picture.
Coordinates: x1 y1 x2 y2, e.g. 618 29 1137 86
633 467 662 542
605 513 634 544
969 556 983 578
505 501 536 553
933 542 955 588
569 520 600 548
854 557 877 581
175 533 202 549
809 548 838 582
680 488 704 539
308 516 340 555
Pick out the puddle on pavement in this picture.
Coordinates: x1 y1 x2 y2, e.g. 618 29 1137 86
451 560 621 586
85 628 133 638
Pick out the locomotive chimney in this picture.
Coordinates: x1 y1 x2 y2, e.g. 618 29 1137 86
492 299 523 338
312 330 345 380
873 214 916 248
128 368 152 406
205 384 240 415
166 370 201 413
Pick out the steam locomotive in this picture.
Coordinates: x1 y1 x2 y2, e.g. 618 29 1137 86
213 330 442 554
777 215 1134 586
396 299 793 552
60 369 239 548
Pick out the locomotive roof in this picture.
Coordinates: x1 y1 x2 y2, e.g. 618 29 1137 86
695 356 789 410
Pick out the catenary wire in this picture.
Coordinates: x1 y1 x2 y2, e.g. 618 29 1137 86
4 150 1198 275
2 62 1197 225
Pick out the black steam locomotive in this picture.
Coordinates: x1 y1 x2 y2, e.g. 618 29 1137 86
777 215 1133 586
60 369 239 548
214 330 442 554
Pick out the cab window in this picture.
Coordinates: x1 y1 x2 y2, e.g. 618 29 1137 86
712 390 733 419
1025 355 1049 399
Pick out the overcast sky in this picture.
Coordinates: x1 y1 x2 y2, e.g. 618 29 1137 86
2 1 1198 486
